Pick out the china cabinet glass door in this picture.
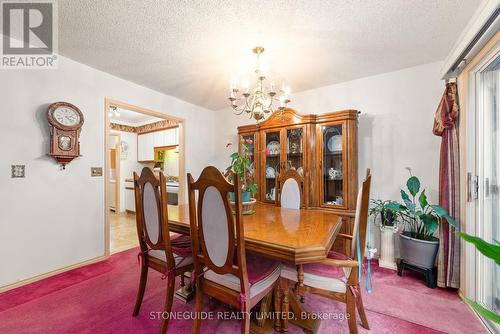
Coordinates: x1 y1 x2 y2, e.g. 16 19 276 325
286 127 305 177
321 123 345 207
240 133 258 200
263 131 281 202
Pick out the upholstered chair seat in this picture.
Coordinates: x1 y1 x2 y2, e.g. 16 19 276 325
281 250 352 293
148 234 193 267
204 253 281 298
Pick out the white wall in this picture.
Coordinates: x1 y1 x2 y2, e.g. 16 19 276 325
0 55 215 287
110 130 143 212
214 61 445 255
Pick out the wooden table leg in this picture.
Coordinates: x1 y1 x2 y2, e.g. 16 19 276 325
175 271 194 303
297 264 305 303
274 283 282 332
257 292 272 327
282 277 289 333
288 289 320 334
248 278 320 334
250 289 279 334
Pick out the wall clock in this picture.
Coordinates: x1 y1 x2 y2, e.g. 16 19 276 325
47 102 84 168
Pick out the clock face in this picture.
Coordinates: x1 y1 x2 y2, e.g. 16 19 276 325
53 107 81 127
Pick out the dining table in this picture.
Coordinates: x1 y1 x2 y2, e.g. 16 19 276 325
167 202 344 334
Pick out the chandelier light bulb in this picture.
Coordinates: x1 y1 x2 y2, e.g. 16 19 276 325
241 79 249 92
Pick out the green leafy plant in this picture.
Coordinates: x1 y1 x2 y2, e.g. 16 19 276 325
225 139 258 196
385 168 457 240
459 232 500 324
369 199 397 227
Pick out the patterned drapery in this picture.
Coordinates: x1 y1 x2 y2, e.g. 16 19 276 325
433 82 460 288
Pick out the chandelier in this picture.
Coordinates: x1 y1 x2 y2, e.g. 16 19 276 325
228 46 291 121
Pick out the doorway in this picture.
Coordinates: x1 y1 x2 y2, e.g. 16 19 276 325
104 98 186 255
465 45 499 331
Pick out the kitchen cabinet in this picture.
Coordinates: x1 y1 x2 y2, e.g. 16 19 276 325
137 127 178 162
137 132 155 161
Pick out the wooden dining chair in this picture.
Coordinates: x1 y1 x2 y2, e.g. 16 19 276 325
281 169 372 334
187 166 282 334
132 167 194 334
276 169 306 209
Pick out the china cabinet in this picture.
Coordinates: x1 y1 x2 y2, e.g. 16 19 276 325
238 108 359 252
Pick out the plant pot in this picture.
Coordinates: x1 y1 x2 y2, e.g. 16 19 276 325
399 232 439 269
379 226 397 270
228 191 251 203
229 198 256 215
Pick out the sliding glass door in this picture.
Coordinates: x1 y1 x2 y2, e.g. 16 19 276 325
466 47 500 329
471 50 499 329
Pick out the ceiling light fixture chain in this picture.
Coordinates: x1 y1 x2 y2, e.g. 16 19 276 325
228 46 291 121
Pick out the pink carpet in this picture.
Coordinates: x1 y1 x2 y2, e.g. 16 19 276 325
0 248 485 333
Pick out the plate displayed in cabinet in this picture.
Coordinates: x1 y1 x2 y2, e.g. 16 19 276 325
266 141 280 155
327 135 342 152
265 166 275 178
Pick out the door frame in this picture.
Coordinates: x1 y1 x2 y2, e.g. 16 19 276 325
108 132 121 212
104 98 186 256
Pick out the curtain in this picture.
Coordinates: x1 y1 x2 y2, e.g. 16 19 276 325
432 82 460 288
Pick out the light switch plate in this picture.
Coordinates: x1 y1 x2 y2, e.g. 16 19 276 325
91 167 103 177
11 165 25 178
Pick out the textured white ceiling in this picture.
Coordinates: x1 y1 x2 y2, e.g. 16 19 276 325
58 0 481 111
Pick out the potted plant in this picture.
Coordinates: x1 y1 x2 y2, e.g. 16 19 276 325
386 168 456 269
369 199 398 269
225 139 258 213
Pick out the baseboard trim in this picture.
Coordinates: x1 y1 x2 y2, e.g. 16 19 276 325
379 260 397 270
0 255 109 293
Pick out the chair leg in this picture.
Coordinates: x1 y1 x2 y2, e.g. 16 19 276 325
281 277 289 333
241 304 251 334
346 287 359 334
133 262 148 316
356 284 369 330
159 276 175 334
273 283 282 332
192 279 203 334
